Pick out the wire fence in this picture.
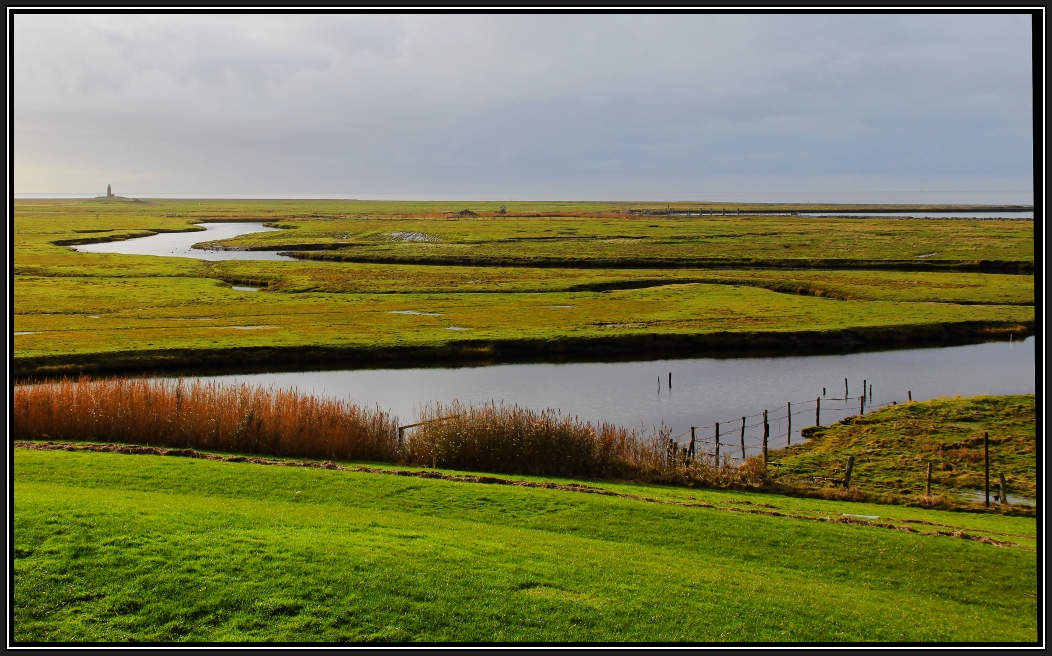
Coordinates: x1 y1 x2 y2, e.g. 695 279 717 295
665 385 918 467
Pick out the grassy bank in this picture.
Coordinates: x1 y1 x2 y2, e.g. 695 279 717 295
771 395 1036 505
13 446 1038 642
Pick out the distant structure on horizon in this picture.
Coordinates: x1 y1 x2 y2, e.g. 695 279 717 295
106 184 113 198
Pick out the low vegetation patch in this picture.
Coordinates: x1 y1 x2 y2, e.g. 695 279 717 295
770 395 1035 507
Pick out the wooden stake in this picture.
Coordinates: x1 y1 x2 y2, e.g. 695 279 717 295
845 378 848 398
984 432 990 508
689 426 695 462
740 416 746 460
816 397 821 426
999 472 1008 506
860 395 865 415
715 423 720 465
908 390 912 402
762 410 769 469
844 456 855 489
668 372 672 389
926 462 932 497
787 402 791 445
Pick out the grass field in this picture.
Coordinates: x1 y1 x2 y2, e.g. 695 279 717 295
13 447 1038 642
12 199 1036 376
773 395 1037 503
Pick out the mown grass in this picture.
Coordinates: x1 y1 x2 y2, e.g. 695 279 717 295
14 447 1038 642
771 395 1036 503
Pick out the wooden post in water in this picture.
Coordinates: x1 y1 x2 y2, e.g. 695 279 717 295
668 372 672 389
1000 473 1008 506
740 416 746 461
869 384 873 401
715 423 720 466
816 397 821 426
863 380 866 402
689 427 696 462
984 432 990 507
845 378 848 398
823 387 826 397
926 462 932 497
762 410 769 469
787 402 792 445
844 456 855 489
908 390 912 402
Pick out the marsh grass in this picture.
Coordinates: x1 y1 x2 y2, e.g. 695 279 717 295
14 379 764 488
405 400 764 486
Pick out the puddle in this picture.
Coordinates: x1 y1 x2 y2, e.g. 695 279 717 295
445 327 470 331
389 310 443 316
215 325 271 330
88 315 101 319
386 232 439 242
916 252 937 259
14 332 35 335
543 305 574 309
959 489 1034 506
231 286 260 292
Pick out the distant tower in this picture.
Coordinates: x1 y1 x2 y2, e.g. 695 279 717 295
106 184 113 198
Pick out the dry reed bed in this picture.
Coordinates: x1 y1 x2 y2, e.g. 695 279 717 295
13 378 763 487
13 378 398 462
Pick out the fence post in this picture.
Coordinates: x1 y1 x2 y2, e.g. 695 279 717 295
869 384 872 401
689 426 695 462
926 462 932 497
845 378 848 398
844 456 855 488
999 472 1008 506
787 402 792 446
860 395 865 415
908 390 912 402
740 416 746 461
669 372 672 389
397 426 405 449
816 397 821 426
863 380 866 402
984 432 990 508
715 423 720 466
762 410 769 470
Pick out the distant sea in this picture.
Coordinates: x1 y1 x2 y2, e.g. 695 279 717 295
14 191 1035 204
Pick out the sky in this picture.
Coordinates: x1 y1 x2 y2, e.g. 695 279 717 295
13 13 1036 202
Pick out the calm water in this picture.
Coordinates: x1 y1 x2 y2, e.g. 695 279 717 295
202 337 1035 458
798 211 1033 219
73 222 293 261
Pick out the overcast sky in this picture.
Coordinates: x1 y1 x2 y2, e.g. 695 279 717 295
13 13 1035 202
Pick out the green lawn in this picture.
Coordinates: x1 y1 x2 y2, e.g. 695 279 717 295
14 447 1038 642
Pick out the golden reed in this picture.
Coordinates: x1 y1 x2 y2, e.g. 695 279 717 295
13 377 398 462
14 378 764 487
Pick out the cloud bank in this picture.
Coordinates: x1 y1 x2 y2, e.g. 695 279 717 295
14 14 1034 201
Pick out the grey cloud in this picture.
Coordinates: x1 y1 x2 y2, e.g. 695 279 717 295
14 13 1034 199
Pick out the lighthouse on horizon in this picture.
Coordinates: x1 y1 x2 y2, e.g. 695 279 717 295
106 184 113 198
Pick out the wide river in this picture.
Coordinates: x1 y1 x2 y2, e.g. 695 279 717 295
202 337 1035 458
